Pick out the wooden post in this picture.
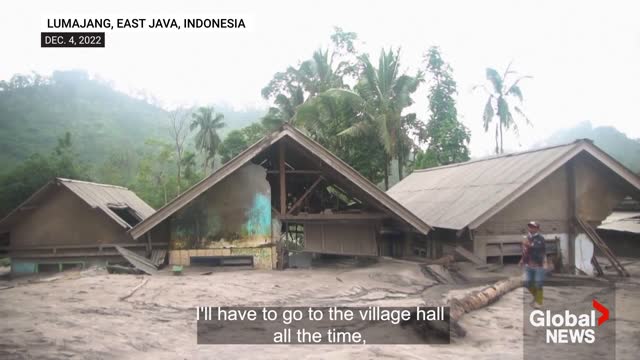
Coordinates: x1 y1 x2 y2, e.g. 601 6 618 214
567 160 576 269
279 141 286 215
287 176 323 215
146 232 153 257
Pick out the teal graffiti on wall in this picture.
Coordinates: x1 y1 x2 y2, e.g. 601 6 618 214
245 193 271 236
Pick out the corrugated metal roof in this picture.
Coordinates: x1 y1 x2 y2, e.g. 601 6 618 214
130 124 431 239
58 178 155 228
598 211 640 234
388 139 640 230
0 178 155 230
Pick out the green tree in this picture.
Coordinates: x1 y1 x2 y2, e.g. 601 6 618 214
218 123 270 164
134 139 175 207
241 123 267 144
477 63 531 154
190 106 225 174
219 130 249 164
416 47 470 169
296 90 387 184
333 49 423 188
97 148 136 186
168 108 191 193
180 151 198 185
0 132 90 216
261 27 360 131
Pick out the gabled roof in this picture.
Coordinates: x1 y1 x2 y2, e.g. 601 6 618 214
129 124 431 238
387 139 640 230
0 178 155 231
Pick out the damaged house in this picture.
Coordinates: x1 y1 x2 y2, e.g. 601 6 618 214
0 178 158 273
388 139 640 275
129 124 430 269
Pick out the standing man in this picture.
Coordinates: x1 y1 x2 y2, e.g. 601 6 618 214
520 221 547 308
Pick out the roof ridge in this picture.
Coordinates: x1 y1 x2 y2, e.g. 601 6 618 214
413 139 590 173
57 177 130 190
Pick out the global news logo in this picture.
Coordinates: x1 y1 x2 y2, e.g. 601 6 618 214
529 299 609 344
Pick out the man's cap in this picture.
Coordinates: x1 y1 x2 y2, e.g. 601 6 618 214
527 221 540 228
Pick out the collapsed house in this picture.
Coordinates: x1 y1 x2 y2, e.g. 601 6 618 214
128 124 430 269
388 139 640 274
0 178 158 273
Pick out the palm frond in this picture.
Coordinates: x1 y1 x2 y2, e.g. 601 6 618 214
505 75 532 101
497 96 511 127
482 96 494 131
514 105 531 126
485 68 503 94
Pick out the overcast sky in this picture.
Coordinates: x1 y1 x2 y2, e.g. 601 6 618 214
2 0 639 156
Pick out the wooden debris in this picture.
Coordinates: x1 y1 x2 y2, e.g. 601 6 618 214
119 277 149 301
107 264 142 275
421 264 454 284
476 263 504 272
591 256 604 276
420 254 455 266
454 246 485 265
0 285 14 290
116 246 158 275
150 249 167 267
576 217 629 277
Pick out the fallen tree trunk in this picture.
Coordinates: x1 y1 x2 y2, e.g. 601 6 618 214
450 276 522 323
408 276 522 339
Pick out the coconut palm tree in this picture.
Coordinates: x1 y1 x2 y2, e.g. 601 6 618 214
338 50 422 188
190 106 225 174
261 48 348 131
478 64 531 154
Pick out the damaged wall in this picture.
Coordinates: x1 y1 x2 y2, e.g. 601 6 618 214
168 164 275 269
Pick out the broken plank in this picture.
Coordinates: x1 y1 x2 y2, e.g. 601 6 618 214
476 263 504 272
454 246 486 265
116 246 158 275
119 277 149 301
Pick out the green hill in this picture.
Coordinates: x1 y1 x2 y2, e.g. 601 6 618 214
540 121 640 173
0 70 264 174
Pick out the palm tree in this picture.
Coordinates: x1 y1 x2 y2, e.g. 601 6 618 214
190 106 225 174
478 64 531 154
341 50 422 188
261 48 347 131
261 85 305 131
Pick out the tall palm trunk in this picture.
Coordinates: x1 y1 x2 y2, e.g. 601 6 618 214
494 122 500 154
397 154 403 182
499 121 504 154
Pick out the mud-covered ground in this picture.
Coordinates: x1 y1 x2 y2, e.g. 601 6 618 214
0 258 639 359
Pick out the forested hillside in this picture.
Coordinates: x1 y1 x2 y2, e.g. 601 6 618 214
540 121 640 173
0 70 263 173
0 70 264 213
1 30 638 217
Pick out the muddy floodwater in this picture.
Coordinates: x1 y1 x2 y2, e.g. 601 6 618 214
1 258 639 359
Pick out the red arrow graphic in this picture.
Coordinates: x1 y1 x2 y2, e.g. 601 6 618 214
593 299 609 326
